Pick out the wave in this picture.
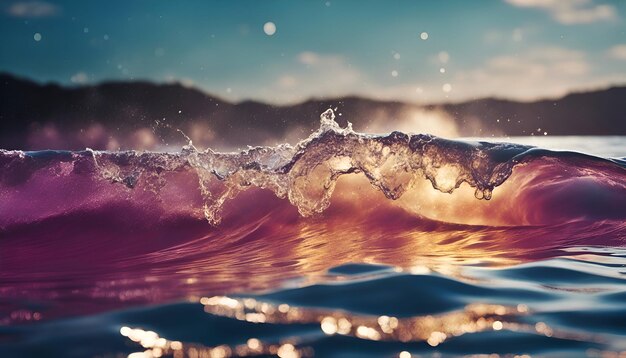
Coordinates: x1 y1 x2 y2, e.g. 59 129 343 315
1 109 624 229
1 110 625 327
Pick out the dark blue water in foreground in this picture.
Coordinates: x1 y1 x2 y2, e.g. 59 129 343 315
2 247 626 357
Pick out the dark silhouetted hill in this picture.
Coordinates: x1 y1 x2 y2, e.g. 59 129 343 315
1 73 624 150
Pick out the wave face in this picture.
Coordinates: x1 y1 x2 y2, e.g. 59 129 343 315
1 110 626 357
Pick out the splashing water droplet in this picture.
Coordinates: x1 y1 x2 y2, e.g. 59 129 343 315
319 108 338 131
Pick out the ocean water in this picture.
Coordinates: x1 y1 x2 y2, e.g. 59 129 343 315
1 111 625 357
462 136 626 159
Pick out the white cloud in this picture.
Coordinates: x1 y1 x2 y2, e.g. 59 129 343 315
263 52 362 102
428 51 451 65
483 27 535 45
607 44 626 60
201 47 625 105
277 75 297 88
297 51 346 68
70 72 88 84
362 47 602 103
453 47 595 100
163 75 195 88
6 1 60 18
504 0 617 24
297 51 321 66
209 52 363 104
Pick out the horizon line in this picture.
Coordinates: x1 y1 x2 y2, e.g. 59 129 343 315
2 71 626 109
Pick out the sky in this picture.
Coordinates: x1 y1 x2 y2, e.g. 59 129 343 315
1 0 626 104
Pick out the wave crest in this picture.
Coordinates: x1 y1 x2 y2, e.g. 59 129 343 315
170 109 536 223
1 109 624 226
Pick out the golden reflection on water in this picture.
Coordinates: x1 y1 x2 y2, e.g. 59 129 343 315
7 168 622 324
122 295 614 358
131 171 620 307
121 325 309 358
122 295 526 358
191 174 525 286
199 296 526 344
132 161 626 307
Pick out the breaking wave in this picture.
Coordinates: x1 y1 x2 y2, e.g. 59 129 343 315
1 109 624 228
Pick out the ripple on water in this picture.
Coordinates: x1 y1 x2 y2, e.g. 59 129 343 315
2 252 626 357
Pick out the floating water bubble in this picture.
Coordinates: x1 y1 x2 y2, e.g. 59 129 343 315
263 22 276 36
391 70 398 77
393 52 401 60
442 83 452 92
440 68 446 74
33 33 42 41
420 32 429 40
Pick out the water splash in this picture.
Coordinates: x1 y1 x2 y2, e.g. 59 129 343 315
84 109 540 224
1 110 624 226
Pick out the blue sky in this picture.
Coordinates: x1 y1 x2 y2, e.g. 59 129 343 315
1 0 626 104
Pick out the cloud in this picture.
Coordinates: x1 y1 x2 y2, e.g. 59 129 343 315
6 1 60 18
209 52 363 104
297 51 347 68
164 75 195 88
453 47 594 100
233 47 605 104
354 46 605 104
201 47 625 105
70 72 88 84
504 0 617 24
263 52 362 102
277 75 297 88
483 28 525 45
297 52 322 66
607 44 626 60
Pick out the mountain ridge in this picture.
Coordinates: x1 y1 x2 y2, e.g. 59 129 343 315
1 72 625 150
